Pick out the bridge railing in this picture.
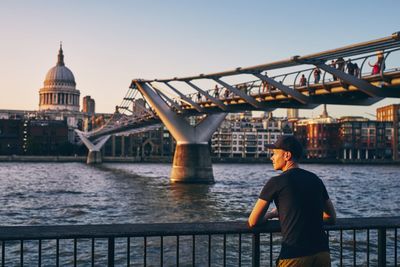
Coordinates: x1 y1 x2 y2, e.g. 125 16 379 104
175 48 400 106
0 217 398 266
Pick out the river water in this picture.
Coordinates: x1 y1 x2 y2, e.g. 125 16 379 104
0 162 399 266
0 162 399 226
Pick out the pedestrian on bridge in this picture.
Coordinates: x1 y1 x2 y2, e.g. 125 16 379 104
347 59 356 76
224 88 229 99
299 74 307 86
214 85 219 98
336 57 345 72
313 68 321 83
369 52 385 75
330 60 337 81
248 135 336 267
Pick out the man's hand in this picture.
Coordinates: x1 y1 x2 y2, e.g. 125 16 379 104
323 199 336 224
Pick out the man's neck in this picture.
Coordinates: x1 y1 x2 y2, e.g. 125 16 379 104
282 161 298 172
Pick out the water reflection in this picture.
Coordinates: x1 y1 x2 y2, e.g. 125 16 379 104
169 183 212 203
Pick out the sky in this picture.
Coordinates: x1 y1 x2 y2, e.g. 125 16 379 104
0 0 399 118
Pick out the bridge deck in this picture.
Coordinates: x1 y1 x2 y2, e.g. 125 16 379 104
179 70 400 113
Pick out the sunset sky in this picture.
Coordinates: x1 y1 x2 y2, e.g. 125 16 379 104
1 0 399 118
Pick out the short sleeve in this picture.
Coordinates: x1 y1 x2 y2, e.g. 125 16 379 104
259 177 278 202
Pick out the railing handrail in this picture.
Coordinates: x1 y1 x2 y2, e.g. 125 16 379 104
0 216 399 241
139 32 400 83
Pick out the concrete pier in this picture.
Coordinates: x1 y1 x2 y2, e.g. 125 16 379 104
171 143 214 183
135 81 226 183
75 131 110 165
87 150 102 164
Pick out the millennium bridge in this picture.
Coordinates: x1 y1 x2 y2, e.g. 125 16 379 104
20 32 398 267
77 31 400 184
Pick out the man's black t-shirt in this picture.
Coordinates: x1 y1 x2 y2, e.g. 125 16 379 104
259 168 330 259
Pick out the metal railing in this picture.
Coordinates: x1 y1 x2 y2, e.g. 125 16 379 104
0 217 398 266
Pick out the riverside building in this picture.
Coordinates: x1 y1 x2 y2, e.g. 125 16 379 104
294 104 340 160
0 45 95 155
376 104 400 160
211 112 292 159
293 104 395 161
338 117 393 161
294 116 340 160
37 44 85 142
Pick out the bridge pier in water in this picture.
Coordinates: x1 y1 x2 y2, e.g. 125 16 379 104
171 143 214 183
87 150 102 164
135 81 226 183
75 131 111 165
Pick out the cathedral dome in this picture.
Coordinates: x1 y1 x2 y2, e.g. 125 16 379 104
39 44 80 112
44 65 75 86
43 45 76 86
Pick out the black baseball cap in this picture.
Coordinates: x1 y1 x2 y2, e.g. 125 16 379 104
265 135 303 160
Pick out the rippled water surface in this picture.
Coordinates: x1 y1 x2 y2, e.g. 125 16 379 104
0 162 399 226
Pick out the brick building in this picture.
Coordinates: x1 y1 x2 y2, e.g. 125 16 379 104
295 117 340 159
24 120 70 155
0 119 23 155
338 117 393 160
376 104 400 160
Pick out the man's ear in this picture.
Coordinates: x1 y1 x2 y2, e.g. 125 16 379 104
284 151 293 161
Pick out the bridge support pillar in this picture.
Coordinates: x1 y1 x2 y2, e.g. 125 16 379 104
171 143 213 183
134 81 227 183
75 131 111 165
87 150 102 164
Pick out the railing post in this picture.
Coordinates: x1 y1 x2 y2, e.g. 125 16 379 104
108 237 115 267
378 228 386 267
252 233 260 267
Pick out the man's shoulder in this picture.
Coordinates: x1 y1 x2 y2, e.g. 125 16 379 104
263 173 286 189
267 168 321 184
285 168 321 180
265 174 281 184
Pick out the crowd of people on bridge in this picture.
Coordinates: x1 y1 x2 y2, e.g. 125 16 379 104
329 57 360 81
191 52 385 104
310 51 385 84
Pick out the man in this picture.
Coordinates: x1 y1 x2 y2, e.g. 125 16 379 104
248 135 336 267
347 59 355 76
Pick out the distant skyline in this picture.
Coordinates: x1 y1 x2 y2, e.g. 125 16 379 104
1 0 399 118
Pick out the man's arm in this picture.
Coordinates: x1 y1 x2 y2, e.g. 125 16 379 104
323 199 336 224
248 199 270 227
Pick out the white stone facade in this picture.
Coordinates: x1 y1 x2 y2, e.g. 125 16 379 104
39 45 80 112
211 113 288 158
